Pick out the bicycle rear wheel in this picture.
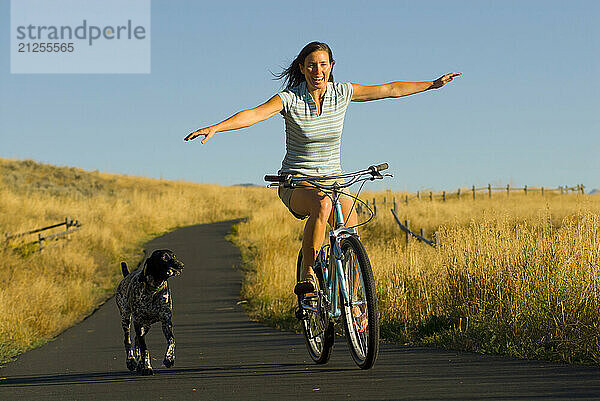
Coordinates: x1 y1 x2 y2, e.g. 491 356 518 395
296 249 334 364
340 236 379 369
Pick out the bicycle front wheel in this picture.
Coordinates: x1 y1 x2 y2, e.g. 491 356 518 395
340 236 379 369
296 249 334 364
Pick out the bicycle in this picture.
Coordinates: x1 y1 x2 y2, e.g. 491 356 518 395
265 163 391 369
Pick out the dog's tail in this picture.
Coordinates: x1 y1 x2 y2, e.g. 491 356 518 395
121 262 129 277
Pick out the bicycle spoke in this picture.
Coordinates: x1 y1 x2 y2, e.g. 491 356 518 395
296 248 334 364
340 236 379 369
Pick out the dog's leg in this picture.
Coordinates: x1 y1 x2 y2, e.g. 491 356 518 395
133 334 141 362
134 322 153 375
116 292 137 372
162 319 176 368
122 313 137 371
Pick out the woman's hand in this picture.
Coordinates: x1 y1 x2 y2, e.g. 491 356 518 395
184 95 284 144
184 126 216 144
430 72 462 89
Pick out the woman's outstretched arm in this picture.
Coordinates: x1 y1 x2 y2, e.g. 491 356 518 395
184 94 283 144
351 72 462 102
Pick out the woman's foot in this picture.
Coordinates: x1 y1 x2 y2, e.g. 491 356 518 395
353 306 368 332
294 266 316 295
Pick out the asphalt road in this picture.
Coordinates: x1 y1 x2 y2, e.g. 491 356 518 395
2 220 600 400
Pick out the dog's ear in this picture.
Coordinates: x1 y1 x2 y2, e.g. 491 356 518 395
146 251 161 269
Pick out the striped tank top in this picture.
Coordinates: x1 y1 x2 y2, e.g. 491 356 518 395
277 81 353 176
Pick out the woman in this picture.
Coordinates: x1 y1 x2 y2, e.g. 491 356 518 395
185 41 461 295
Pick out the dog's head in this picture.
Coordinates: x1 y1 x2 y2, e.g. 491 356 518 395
142 249 184 289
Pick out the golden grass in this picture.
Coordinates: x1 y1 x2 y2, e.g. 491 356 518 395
232 189 600 364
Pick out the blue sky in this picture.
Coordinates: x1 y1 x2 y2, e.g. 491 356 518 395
1 0 598 192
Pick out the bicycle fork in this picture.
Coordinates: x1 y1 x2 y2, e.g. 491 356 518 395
326 233 355 320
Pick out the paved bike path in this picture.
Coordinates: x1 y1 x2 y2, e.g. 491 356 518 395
1 220 600 400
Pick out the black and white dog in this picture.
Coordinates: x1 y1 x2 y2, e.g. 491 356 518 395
116 249 184 375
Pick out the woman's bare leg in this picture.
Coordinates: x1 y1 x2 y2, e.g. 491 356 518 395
289 187 332 281
290 191 359 282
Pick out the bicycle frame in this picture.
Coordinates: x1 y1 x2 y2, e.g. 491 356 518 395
308 187 358 321
266 163 389 369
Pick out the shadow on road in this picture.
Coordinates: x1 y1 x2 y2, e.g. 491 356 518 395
0 362 358 388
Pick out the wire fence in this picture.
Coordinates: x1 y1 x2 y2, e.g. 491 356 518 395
358 183 585 215
356 183 585 248
390 209 438 247
5 217 82 251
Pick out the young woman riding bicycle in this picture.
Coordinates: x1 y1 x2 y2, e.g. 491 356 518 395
185 41 461 296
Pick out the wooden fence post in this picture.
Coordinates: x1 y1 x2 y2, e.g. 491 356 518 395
417 191 421 200
405 195 409 206
524 185 527 195
472 185 476 200
429 192 433 201
443 191 446 202
506 184 510 197
541 187 544 196
488 184 492 198
405 220 410 244
393 199 398 214
457 188 461 199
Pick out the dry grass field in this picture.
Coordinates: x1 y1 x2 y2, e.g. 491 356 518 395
0 158 270 363
232 188 600 365
2 157 599 365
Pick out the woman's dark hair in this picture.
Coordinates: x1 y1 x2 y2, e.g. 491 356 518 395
274 41 335 90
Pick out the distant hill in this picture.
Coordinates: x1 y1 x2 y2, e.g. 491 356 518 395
0 158 121 197
590 188 599 195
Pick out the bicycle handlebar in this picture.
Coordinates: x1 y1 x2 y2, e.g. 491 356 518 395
371 163 388 173
264 174 284 182
264 163 391 189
